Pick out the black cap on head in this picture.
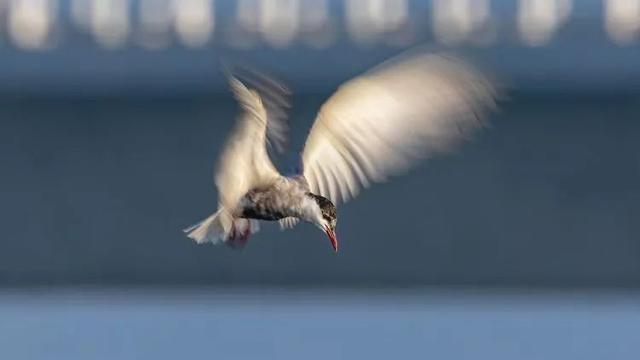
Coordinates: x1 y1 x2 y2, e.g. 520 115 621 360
307 193 337 222
306 193 339 252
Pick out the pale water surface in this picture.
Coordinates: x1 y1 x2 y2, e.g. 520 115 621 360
1 289 639 360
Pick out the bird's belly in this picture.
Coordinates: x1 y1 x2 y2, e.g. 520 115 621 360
237 186 296 221
239 206 286 221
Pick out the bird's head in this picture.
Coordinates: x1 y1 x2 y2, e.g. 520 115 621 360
305 193 338 252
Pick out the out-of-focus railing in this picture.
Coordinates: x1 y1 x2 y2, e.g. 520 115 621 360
0 0 638 94
1 0 638 50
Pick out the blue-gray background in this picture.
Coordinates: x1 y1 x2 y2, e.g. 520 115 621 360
1 1 640 359
1 0 638 288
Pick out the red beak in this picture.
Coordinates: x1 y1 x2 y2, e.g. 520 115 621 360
324 227 338 252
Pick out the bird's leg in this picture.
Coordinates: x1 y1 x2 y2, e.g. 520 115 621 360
227 219 251 249
238 220 251 245
228 223 237 242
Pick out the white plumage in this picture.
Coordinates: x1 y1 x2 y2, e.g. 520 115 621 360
184 52 497 251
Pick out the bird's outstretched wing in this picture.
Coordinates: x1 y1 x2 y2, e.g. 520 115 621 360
229 67 291 153
301 53 497 205
215 76 289 212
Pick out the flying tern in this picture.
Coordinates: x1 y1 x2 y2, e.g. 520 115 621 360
184 52 497 252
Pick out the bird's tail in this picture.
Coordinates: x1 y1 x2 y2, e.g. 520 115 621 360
183 209 261 245
183 209 233 244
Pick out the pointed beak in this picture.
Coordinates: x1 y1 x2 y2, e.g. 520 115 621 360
324 226 338 252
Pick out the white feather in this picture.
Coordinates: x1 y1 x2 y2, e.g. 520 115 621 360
301 53 497 205
183 209 232 244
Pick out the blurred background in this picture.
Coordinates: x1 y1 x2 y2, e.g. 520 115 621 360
1 0 640 359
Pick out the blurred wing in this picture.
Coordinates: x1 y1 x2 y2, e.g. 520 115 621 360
301 53 497 204
215 77 288 210
230 67 291 153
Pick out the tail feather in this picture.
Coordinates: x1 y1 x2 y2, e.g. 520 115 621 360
183 209 233 244
184 210 261 245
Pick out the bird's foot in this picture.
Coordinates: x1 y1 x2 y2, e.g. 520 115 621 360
227 219 251 249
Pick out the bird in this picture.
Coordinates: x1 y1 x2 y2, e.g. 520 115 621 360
184 52 498 252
